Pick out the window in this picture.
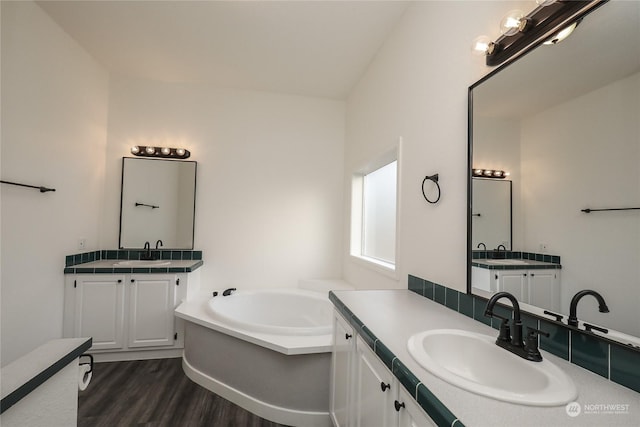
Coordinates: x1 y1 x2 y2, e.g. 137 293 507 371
351 152 398 271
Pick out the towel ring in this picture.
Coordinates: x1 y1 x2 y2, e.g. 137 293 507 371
422 174 441 204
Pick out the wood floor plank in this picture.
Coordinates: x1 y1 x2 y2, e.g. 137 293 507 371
78 358 291 427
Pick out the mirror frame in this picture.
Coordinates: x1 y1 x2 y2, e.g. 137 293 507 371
466 0 608 296
118 157 197 250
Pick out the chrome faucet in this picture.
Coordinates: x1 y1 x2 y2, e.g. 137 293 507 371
484 292 549 362
567 290 609 327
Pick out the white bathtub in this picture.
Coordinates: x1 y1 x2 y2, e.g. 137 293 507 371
174 288 335 427
207 288 333 336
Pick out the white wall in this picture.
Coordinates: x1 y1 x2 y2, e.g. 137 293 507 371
344 1 530 290
520 72 640 336
1 1 109 365
101 75 345 290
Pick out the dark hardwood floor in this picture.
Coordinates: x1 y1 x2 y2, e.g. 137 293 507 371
78 357 290 427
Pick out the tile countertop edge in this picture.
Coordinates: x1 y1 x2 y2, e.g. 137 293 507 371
329 290 640 427
63 259 203 274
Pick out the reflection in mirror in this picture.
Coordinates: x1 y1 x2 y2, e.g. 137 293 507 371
472 178 511 251
119 157 197 249
468 1 639 342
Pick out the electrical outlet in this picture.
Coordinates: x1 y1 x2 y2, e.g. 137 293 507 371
78 238 86 250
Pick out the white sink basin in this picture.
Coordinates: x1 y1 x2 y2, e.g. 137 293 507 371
407 329 577 406
113 260 171 267
482 259 530 265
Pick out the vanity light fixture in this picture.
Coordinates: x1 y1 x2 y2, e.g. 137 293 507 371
130 145 191 159
473 0 606 66
473 169 509 179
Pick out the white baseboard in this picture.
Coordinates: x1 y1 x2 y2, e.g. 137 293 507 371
90 348 183 363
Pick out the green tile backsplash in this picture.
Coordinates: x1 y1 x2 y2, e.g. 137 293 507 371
407 274 640 394
64 249 203 274
65 249 203 267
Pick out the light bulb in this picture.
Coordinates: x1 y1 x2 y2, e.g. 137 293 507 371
544 22 578 45
176 148 186 157
161 147 171 155
484 170 493 176
500 10 525 36
131 146 140 154
145 146 155 155
472 35 492 56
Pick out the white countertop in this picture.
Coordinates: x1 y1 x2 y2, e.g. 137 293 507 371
1 338 91 403
67 259 201 270
332 290 639 427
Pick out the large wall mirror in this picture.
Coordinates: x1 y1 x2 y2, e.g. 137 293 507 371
119 157 197 249
468 0 639 343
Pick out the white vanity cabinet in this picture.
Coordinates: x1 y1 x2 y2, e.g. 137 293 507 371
127 274 179 348
330 310 436 427
527 270 560 311
472 267 560 311
354 335 396 427
67 274 126 351
330 311 355 427
63 272 194 358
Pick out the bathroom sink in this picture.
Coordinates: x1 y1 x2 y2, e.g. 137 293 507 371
407 329 577 406
482 259 530 265
113 260 171 267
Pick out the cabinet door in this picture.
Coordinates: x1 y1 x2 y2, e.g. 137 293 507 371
397 387 437 427
354 337 396 427
74 275 126 350
331 311 355 427
528 270 559 312
128 274 177 348
497 271 528 302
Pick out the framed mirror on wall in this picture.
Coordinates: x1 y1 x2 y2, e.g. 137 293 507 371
471 178 511 251
467 0 639 343
119 157 197 249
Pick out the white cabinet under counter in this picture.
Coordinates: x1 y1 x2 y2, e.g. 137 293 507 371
472 265 560 311
330 310 436 427
63 259 201 362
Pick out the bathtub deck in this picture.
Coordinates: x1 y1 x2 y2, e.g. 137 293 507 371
78 357 289 427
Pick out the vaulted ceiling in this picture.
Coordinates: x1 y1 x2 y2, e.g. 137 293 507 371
37 1 409 99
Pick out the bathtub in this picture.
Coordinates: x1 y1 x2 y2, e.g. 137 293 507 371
174 288 334 427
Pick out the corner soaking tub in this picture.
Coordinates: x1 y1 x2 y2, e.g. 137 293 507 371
174 288 334 427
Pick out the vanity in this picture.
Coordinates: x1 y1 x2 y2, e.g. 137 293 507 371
329 289 639 427
471 258 561 311
61 154 202 361
62 253 202 361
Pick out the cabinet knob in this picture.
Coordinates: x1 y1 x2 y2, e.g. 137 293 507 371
380 382 390 392
131 279 135 283
394 400 405 412
345 333 352 340
117 279 122 283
